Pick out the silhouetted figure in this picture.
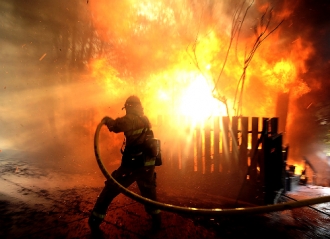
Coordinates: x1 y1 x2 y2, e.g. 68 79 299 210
89 95 161 234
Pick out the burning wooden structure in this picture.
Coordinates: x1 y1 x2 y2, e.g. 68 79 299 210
156 116 288 206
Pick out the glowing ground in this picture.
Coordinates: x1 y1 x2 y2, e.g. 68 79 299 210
1 151 330 239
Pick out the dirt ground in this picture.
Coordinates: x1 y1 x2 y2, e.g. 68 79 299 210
2 150 330 239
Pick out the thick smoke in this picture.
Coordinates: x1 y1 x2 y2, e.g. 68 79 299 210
0 0 112 173
1 0 330 179
276 0 330 161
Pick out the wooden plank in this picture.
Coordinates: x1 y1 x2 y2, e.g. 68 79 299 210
264 133 284 204
240 117 248 176
221 116 230 174
171 116 180 171
214 116 220 173
232 116 239 170
270 117 278 136
184 117 194 173
196 124 203 174
259 118 269 185
204 119 211 174
176 115 184 171
158 115 169 167
250 117 259 181
179 115 185 171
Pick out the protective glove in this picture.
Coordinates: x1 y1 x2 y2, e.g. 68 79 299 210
102 116 115 131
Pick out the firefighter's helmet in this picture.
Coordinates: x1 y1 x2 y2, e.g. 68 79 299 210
123 95 142 109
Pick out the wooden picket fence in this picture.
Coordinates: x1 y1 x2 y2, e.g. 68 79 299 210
154 116 287 205
78 108 287 205
156 116 280 173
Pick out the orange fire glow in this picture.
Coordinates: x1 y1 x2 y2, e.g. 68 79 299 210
179 75 227 123
293 164 304 175
88 0 313 129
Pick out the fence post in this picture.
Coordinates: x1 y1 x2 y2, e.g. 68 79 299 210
205 118 212 174
222 116 230 174
240 117 249 177
259 118 269 188
250 117 259 181
214 116 220 173
184 117 194 173
196 123 203 174
270 118 278 135
232 117 239 171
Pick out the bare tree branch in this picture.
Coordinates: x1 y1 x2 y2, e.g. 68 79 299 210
185 1 283 118
233 7 284 116
212 0 254 95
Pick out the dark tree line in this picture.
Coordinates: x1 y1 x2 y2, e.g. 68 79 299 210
7 0 107 84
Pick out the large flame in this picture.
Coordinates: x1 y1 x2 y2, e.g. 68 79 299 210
179 75 227 123
87 0 313 163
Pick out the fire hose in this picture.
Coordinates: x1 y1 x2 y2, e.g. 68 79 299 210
94 120 330 216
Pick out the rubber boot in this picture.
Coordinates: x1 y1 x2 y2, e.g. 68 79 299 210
151 213 161 231
88 214 104 237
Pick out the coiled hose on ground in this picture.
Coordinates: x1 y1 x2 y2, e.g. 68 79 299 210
94 120 330 216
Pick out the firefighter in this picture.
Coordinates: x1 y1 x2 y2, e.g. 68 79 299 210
88 95 161 233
